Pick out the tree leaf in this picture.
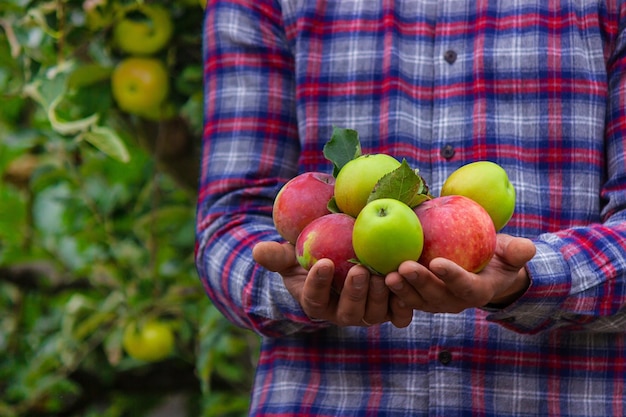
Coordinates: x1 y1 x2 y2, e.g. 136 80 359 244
83 126 131 163
23 62 105 135
367 159 431 207
48 94 99 135
67 64 112 89
323 126 362 176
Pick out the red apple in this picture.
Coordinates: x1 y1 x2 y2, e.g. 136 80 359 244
272 172 335 244
414 195 496 273
295 213 357 291
440 161 516 231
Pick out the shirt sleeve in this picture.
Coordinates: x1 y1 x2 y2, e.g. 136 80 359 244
195 0 327 337
485 6 626 333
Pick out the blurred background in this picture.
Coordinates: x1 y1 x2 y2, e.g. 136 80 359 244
0 1 259 416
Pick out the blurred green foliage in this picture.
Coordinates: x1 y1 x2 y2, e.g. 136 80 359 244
0 1 259 416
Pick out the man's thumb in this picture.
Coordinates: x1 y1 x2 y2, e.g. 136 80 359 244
252 241 298 272
497 235 536 269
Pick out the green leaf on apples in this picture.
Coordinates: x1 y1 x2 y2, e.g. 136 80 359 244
346 257 383 276
367 159 431 208
323 127 362 177
327 196 341 214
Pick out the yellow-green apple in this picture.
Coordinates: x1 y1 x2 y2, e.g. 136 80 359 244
122 320 175 362
414 195 496 273
334 154 401 217
272 172 335 244
113 4 174 55
440 161 515 231
111 57 169 116
352 198 424 275
295 213 357 291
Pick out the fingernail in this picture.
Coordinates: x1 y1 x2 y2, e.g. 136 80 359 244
432 265 448 277
390 281 403 291
317 264 332 278
405 271 418 280
352 273 367 290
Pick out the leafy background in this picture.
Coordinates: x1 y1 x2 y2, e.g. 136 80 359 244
0 1 259 416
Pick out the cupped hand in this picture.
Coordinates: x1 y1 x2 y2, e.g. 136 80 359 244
252 241 413 327
385 234 536 314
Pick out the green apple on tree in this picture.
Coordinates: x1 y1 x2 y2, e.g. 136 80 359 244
111 57 170 116
181 0 207 8
136 100 178 122
352 198 424 275
122 320 175 362
113 4 174 55
84 0 116 31
440 161 515 231
334 154 401 217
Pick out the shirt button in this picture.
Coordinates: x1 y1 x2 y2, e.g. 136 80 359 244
444 50 457 64
438 350 453 365
440 144 455 159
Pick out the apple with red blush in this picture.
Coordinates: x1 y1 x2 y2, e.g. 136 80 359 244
414 195 496 273
272 172 336 244
295 213 357 292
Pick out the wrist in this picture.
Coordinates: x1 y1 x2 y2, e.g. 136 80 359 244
485 267 530 309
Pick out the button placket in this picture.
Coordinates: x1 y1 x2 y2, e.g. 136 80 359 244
440 144 455 159
443 50 457 65
438 350 453 365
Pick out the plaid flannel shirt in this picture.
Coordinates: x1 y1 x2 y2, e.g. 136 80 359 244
196 0 626 415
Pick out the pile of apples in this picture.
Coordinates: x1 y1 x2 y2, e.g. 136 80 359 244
271 128 516 291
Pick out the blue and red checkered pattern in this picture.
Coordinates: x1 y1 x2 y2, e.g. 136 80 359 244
196 0 626 415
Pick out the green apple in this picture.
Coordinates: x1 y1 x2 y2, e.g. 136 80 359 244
122 320 175 362
111 57 169 116
352 198 424 275
440 161 515 231
334 154 401 217
113 4 174 56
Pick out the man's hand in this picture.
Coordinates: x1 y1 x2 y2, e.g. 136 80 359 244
385 234 536 313
252 241 413 327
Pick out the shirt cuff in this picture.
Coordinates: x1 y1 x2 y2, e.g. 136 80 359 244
483 240 572 334
244 264 332 337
